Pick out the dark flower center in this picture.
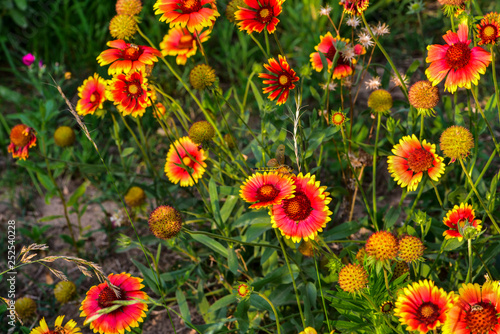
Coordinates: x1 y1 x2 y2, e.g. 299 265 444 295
282 191 312 221
465 302 497 333
97 286 123 308
256 184 279 201
126 80 143 98
90 91 100 104
445 42 471 70
180 0 202 13
417 302 440 325
123 45 142 60
178 35 194 49
407 148 434 173
278 74 291 87
258 7 273 24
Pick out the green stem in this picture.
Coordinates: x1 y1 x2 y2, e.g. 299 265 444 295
470 88 500 154
491 46 500 123
419 114 424 142
428 178 444 209
256 292 281 334
340 126 376 228
264 31 271 56
383 268 392 296
314 255 332 333
466 239 473 284
403 176 427 230
360 12 408 99
465 150 495 202
425 239 448 279
184 228 281 250
250 33 269 58
372 113 381 230
273 32 285 57
458 158 500 234
274 229 306 328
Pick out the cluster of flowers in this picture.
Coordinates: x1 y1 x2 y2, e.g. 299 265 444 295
240 169 333 243
335 202 485 333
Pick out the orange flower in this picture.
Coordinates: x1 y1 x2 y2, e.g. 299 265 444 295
165 136 207 187
339 0 369 16
442 281 500 334
107 71 152 117
8 124 37 160
476 14 500 45
442 203 482 241
76 73 107 116
258 55 299 105
159 27 211 65
271 173 332 243
310 32 359 80
426 23 491 93
235 0 283 34
97 40 161 75
154 0 220 33
387 135 445 191
240 172 295 209
80 273 148 334
394 280 454 333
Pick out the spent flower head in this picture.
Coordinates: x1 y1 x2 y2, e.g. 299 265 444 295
407 0 424 14
346 16 361 27
373 22 390 36
319 5 332 16
357 31 374 48
439 126 474 163
365 76 381 90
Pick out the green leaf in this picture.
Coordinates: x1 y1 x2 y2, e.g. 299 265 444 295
121 147 135 157
244 222 271 242
59 234 74 245
249 80 264 110
310 86 322 103
37 215 63 223
406 59 421 77
67 181 89 207
383 207 401 230
130 258 162 295
14 0 27 10
233 210 270 228
448 186 468 205
0 85 22 104
228 248 239 274
220 195 238 224
208 294 237 313
209 178 223 226
9 8 27 28
36 171 55 192
176 290 191 322
190 233 228 258
444 238 464 251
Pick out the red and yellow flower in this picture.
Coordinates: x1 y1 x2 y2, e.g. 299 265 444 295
443 280 500 334
80 273 148 334
8 124 37 160
30 315 81 334
240 172 295 209
476 13 500 45
426 22 491 93
235 0 283 34
259 55 299 105
387 134 445 192
107 71 152 117
165 136 207 187
160 28 210 65
339 0 369 16
76 74 107 116
442 203 482 241
97 40 161 75
271 173 332 243
310 32 357 80
154 0 220 33
395 280 454 333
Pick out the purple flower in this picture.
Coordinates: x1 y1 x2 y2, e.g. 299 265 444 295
38 60 43 68
22 53 35 66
